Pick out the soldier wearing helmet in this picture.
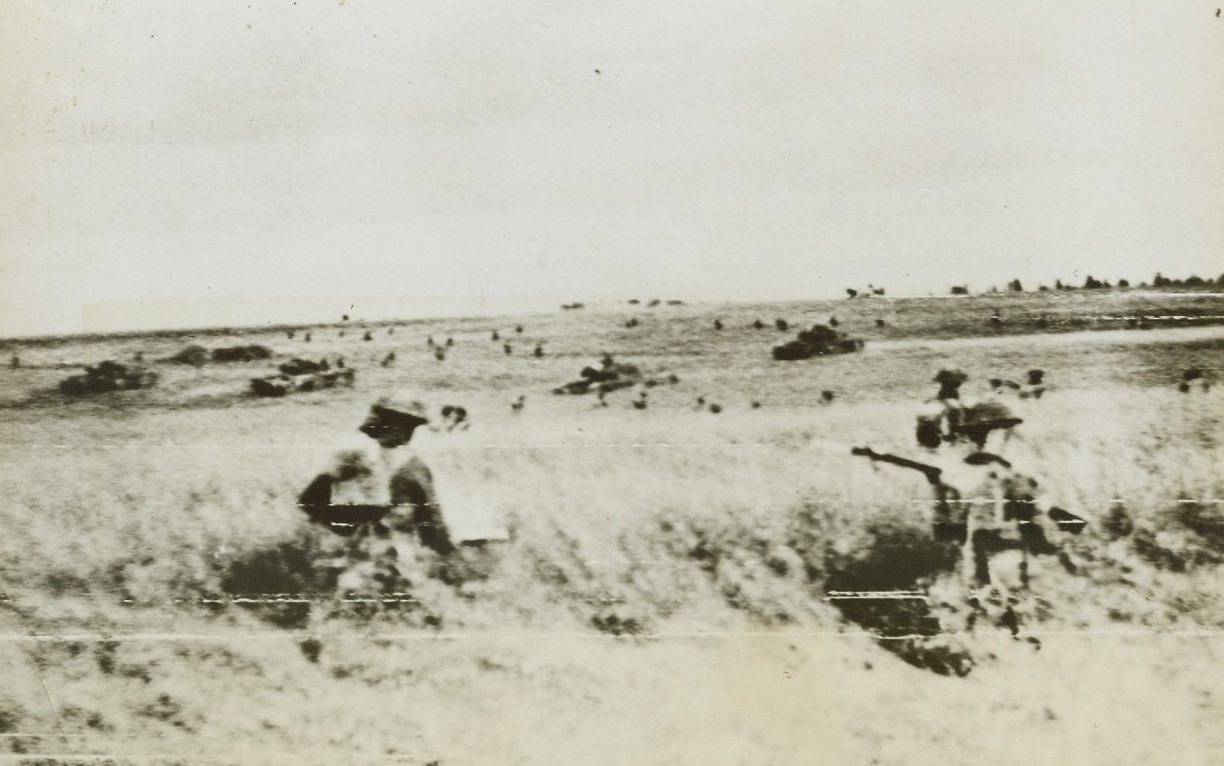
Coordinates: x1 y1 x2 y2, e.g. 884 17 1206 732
298 394 455 591
903 370 1084 588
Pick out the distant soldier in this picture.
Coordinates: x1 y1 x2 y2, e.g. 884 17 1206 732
491 330 500 341
1179 367 1209 393
298 395 455 592
713 319 723 331
304 332 312 343
533 343 545 358
363 331 373 341
1018 369 1046 400
434 347 446 362
439 405 470 432
503 342 513 355
510 394 526 413
381 352 397 367
753 319 765 330
10 353 20 368
446 337 454 347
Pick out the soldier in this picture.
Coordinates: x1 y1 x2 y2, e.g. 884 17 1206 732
297 395 455 592
855 440 1084 601
439 404 469 432
1018 369 1046 400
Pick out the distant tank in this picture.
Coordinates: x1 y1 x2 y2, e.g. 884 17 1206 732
250 368 355 397
59 361 159 396
772 323 864 361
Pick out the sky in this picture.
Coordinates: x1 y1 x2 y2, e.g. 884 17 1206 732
2 0 1222 337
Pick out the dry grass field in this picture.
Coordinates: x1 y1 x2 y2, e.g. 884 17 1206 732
1 290 1223 765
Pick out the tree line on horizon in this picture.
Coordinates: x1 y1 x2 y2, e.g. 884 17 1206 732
952 272 1224 296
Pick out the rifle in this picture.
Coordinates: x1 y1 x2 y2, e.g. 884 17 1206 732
298 474 391 536
851 447 943 486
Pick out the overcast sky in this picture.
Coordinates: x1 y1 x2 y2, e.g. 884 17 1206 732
2 0 1221 336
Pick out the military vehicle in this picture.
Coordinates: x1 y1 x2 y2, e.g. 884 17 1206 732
59 360 159 396
250 368 355 397
771 323 864 361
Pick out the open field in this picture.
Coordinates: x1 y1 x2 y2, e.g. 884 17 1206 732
1 291 1224 764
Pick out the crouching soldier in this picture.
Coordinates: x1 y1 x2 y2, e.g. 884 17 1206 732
855 442 1086 638
298 394 455 592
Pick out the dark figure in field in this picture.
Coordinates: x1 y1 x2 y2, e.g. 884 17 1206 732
287 330 295 339
596 390 608 407
363 331 373 341
10 354 19 368
446 337 454 347
875 318 886 328
304 332 312 342
511 394 526 413
492 330 500 341
515 325 524 335
297 395 455 590
632 391 648 410
713 319 723 331
434 347 446 362
339 330 346 337
439 405 469 432
989 313 1003 328
1037 316 1049 329
846 289 858 299
933 369 969 402
820 390 835 404
775 319 789 332
381 352 396 368
533 343 545 358
750 400 761 409
625 318 639 328
336 357 345 369
504 343 513 355
828 316 839 328
388 327 394 335
1021 369 1046 400
1179 367 1210 393
695 395 706 409
708 403 722 414
753 319 765 330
